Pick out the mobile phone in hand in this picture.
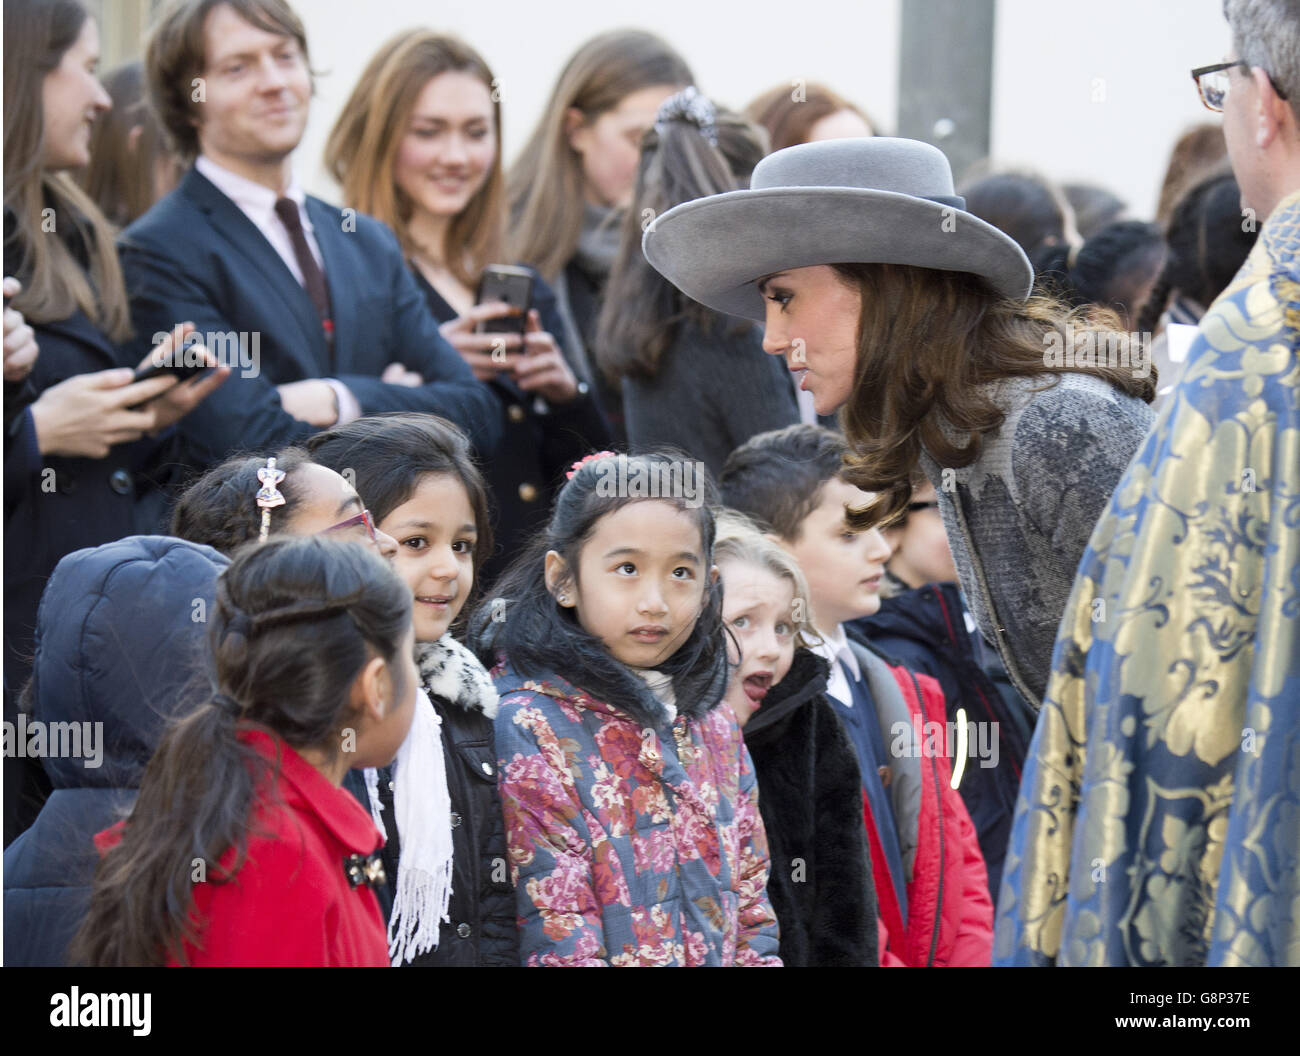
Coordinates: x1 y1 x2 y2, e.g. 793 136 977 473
475 265 534 339
131 359 211 384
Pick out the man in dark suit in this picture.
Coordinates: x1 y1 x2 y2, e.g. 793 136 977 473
119 0 500 471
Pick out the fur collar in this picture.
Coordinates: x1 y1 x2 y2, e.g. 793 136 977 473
742 648 830 740
416 635 499 720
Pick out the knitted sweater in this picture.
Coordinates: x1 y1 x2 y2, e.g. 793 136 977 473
918 371 1154 708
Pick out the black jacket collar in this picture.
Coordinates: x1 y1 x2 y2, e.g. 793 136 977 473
742 648 830 741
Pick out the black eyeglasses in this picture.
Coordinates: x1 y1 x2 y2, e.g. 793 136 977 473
1192 60 1289 112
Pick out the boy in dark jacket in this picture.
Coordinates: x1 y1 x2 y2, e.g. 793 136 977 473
850 478 1033 898
716 513 878 966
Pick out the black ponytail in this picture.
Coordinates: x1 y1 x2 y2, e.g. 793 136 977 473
70 536 412 966
1136 267 1175 337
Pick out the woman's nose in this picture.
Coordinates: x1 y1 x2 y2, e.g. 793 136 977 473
761 317 787 356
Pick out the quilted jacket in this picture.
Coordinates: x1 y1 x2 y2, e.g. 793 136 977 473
492 661 782 966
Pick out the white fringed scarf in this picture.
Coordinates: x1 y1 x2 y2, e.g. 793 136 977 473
363 634 498 965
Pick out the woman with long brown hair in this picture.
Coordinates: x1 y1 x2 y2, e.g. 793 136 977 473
2 0 226 841
596 88 797 476
325 30 609 589
645 137 1156 709
506 29 692 441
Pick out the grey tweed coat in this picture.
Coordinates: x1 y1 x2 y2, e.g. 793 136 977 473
919 372 1154 709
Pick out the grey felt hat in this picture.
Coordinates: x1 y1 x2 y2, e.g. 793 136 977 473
642 137 1034 321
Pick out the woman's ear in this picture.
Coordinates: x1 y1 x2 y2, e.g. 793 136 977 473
709 563 720 585
564 107 588 153
544 550 576 607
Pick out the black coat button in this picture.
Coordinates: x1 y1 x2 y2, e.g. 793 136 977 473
449 812 462 828
58 473 78 495
456 923 471 939
108 468 133 495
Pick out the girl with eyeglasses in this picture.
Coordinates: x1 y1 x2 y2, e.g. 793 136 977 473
170 447 474 966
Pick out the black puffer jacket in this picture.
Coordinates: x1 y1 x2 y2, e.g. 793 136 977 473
741 648 878 966
348 636 516 966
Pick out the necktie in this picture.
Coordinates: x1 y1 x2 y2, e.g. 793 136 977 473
273 197 333 343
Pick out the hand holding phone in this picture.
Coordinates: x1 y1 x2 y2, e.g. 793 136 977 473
474 265 535 338
132 326 214 384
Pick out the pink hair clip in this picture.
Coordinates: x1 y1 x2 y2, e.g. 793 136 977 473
566 450 618 480
255 456 286 543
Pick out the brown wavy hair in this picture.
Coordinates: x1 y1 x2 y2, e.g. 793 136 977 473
324 31 502 291
833 263 1156 531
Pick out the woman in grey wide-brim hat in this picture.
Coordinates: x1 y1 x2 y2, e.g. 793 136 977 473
643 137 1157 710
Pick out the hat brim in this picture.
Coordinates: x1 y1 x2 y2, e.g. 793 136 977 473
642 187 1034 322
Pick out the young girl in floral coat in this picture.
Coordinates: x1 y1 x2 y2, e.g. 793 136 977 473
471 451 782 966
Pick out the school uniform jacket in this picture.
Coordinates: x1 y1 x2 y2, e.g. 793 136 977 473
844 633 995 967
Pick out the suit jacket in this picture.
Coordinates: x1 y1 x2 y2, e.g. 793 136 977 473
117 168 501 469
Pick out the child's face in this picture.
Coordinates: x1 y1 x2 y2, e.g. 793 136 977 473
719 559 797 728
880 480 956 589
548 500 714 671
378 473 478 643
781 476 892 631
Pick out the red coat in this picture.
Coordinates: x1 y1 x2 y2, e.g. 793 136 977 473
868 664 993 967
95 728 389 967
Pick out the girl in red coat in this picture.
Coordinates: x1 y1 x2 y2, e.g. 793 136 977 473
71 535 419 966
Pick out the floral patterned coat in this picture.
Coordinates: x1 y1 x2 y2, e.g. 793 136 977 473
492 662 782 966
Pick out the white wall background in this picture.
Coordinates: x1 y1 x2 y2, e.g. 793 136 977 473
991 0 1228 215
290 0 1230 219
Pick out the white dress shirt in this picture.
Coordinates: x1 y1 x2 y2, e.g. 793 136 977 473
194 155 360 423
810 623 861 708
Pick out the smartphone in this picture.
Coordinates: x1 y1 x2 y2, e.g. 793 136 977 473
475 265 534 338
132 359 211 384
